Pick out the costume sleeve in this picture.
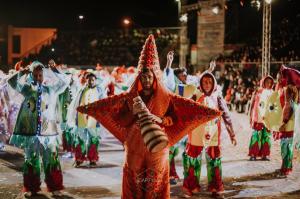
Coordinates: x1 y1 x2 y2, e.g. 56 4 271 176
7 72 31 97
249 90 257 120
282 86 298 123
163 67 176 92
77 93 133 144
186 75 200 87
217 96 235 138
280 65 300 89
45 68 71 95
294 104 300 150
164 94 221 146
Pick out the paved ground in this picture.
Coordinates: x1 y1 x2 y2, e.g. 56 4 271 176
0 112 300 199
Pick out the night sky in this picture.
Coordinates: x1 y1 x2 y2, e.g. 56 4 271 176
0 0 179 30
0 0 299 34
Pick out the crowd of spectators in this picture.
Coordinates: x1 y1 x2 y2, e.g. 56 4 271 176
211 18 300 113
27 28 179 67
210 64 258 114
220 18 300 65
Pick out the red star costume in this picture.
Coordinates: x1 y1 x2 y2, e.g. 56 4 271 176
77 35 220 199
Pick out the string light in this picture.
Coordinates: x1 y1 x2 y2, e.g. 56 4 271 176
36 84 42 135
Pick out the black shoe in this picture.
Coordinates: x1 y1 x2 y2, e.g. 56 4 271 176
89 162 97 167
73 161 82 168
23 192 38 198
212 192 224 199
276 172 288 178
169 178 177 185
261 157 270 161
249 156 256 161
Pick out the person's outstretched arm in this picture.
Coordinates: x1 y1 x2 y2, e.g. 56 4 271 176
218 95 237 146
7 68 31 96
163 51 176 92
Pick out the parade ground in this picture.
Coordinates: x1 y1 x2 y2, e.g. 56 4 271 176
0 111 300 199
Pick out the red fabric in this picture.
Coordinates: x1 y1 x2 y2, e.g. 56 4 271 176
280 131 294 139
87 144 99 162
273 131 294 139
252 123 264 131
15 61 22 71
62 134 72 152
206 146 221 159
280 168 292 176
74 145 86 162
280 65 300 89
107 82 115 96
45 168 64 192
273 132 282 140
183 167 201 192
280 90 285 108
23 166 41 193
169 159 179 179
260 142 270 157
248 142 260 157
186 143 203 158
208 167 224 193
225 88 232 102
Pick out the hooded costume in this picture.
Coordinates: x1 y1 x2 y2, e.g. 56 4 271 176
248 76 274 159
57 73 74 153
77 35 220 199
263 65 299 175
0 70 22 143
8 62 70 193
182 72 235 195
0 77 10 146
68 72 106 165
163 66 199 182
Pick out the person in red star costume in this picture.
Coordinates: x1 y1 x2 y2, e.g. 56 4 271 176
77 35 221 199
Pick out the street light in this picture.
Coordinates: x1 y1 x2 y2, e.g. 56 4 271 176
122 18 131 37
78 15 84 20
123 18 131 26
179 14 188 23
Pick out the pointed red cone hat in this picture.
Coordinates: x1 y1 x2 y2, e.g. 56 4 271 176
137 34 161 78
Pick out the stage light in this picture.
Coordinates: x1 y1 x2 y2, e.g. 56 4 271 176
179 14 188 22
51 48 55 52
212 7 219 14
211 3 222 15
265 0 272 4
